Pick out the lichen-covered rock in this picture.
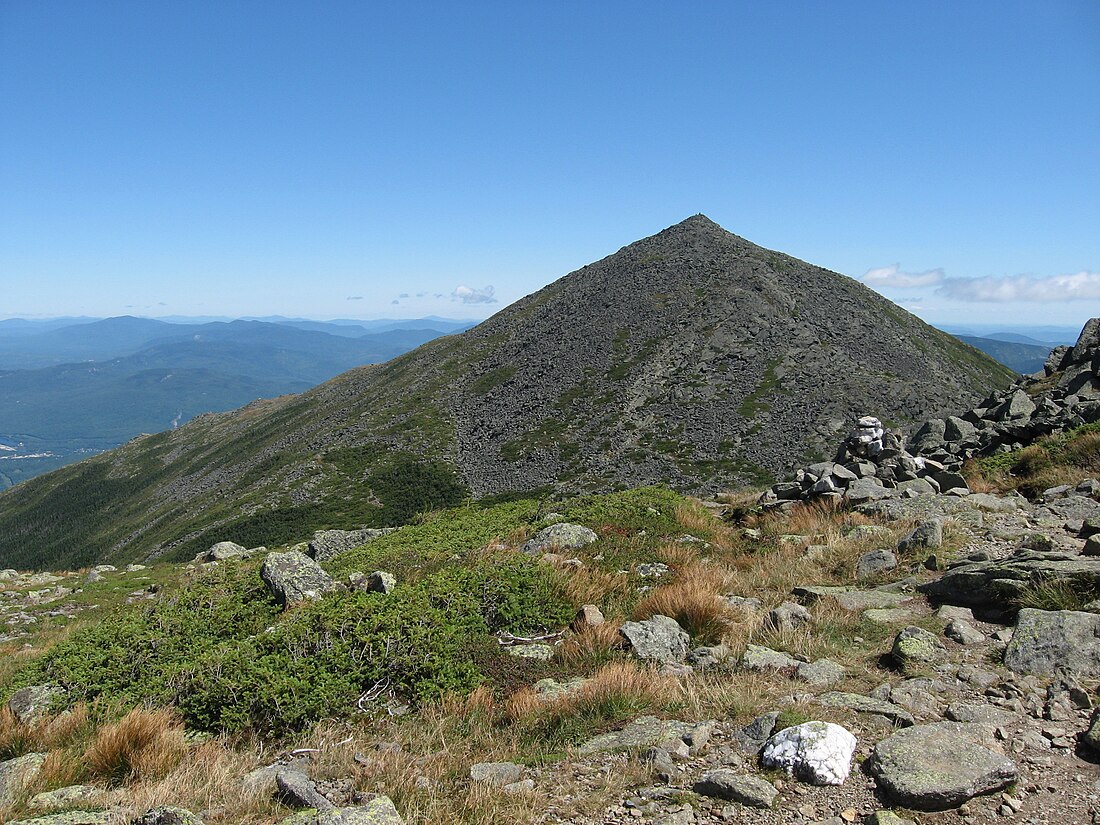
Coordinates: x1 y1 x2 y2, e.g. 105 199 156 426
7 684 65 724
28 784 104 809
0 752 46 805
897 519 943 552
815 692 915 726
1003 608 1100 677
131 807 206 825
944 618 986 646
308 528 395 563
740 644 798 671
795 658 846 686
277 799 405 825
692 770 777 807
8 813 112 825
920 553 1100 613
578 716 696 755
760 721 857 785
1084 708 1100 751
261 551 334 608
619 614 689 663
892 625 946 670
521 523 598 554
866 722 1017 811
198 540 249 562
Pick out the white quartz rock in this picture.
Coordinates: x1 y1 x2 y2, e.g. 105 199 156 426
760 721 857 785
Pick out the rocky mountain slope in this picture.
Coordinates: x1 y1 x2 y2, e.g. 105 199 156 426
0 216 1014 569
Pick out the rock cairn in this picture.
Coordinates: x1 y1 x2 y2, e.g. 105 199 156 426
763 415 968 506
909 316 1100 464
766 316 1100 506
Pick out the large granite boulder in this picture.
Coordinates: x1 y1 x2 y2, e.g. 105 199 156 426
261 551 335 609
0 752 46 806
867 722 1017 811
619 615 689 663
1003 608 1100 678
522 523 598 554
919 552 1100 615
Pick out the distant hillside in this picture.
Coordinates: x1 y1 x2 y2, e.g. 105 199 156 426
955 335 1051 375
0 321 451 488
0 215 1016 569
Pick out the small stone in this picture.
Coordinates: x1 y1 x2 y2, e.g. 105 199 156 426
469 761 523 787
693 770 778 808
945 619 986 646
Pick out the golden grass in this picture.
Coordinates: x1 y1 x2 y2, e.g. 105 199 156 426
633 562 735 644
554 620 624 667
84 707 187 786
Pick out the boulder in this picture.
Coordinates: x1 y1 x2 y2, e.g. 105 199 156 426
1003 608 1100 678
740 644 798 672
793 585 909 611
944 618 986 646
815 692 914 727
760 721 857 785
897 520 943 553
766 601 812 633
28 784 104 809
469 762 523 787
522 523 598 554
279 799 405 825
1084 708 1100 751
277 767 334 811
866 722 1017 811
856 549 897 579
795 658 846 686
131 808 206 825
307 528 395 562
578 716 698 755
7 683 65 723
0 752 46 806
919 551 1100 614
199 540 249 562
692 770 777 807
619 615 689 664
892 626 946 670
261 551 334 608
8 814 112 825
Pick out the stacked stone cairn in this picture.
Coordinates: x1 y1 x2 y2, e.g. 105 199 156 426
763 416 968 507
909 317 1100 464
765 316 1100 508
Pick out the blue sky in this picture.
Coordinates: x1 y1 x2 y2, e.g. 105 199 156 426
1 1 1097 328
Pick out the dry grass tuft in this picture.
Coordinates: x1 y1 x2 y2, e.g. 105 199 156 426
555 619 624 667
121 739 280 824
84 706 187 786
633 563 735 644
561 567 630 608
0 703 93 761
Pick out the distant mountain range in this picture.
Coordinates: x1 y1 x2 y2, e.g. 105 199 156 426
951 335 1052 375
0 316 473 488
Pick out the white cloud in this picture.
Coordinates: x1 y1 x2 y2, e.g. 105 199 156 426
451 285 497 305
862 264 944 288
935 271 1100 303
